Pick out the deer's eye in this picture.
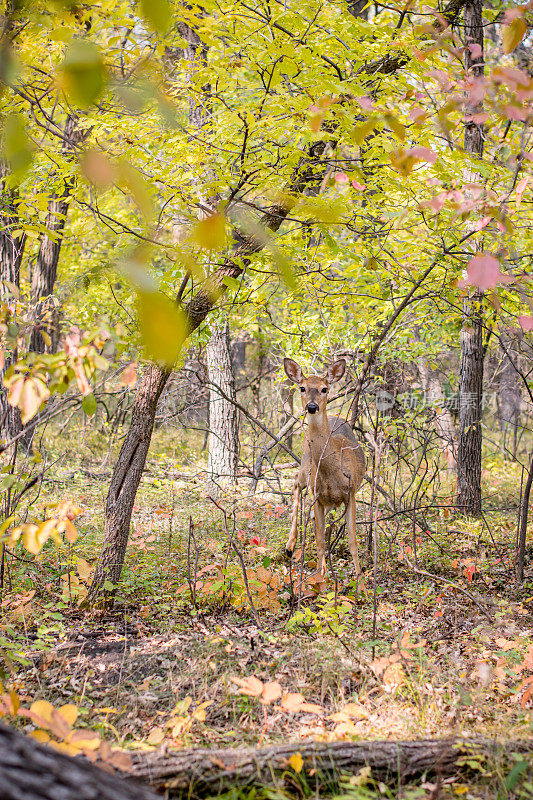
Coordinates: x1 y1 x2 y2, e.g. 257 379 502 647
300 386 305 392
321 387 327 393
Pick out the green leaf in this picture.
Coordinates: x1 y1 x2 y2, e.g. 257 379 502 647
2 114 34 183
222 276 240 290
139 0 170 32
60 39 106 108
82 393 97 416
137 291 189 366
505 760 528 791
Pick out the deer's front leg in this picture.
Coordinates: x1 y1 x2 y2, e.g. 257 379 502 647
314 500 326 574
285 482 301 558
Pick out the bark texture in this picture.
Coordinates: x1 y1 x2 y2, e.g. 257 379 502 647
206 321 238 491
129 737 533 798
30 114 83 354
0 157 26 443
0 724 158 800
457 0 485 515
87 365 170 599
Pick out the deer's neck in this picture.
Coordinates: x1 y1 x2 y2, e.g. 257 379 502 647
306 411 332 465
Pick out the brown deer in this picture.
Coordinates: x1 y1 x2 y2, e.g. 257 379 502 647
284 358 365 576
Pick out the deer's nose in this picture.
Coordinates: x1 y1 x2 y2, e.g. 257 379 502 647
306 402 319 414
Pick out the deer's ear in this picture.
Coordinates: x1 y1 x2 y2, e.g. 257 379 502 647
284 358 304 384
327 359 346 384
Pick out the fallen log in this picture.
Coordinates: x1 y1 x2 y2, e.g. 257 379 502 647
0 724 158 800
130 736 533 798
1 724 532 800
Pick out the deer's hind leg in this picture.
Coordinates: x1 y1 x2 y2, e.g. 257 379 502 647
346 491 361 577
285 480 302 558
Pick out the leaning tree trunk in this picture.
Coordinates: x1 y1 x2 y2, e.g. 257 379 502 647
206 321 238 493
457 0 485 516
87 364 170 599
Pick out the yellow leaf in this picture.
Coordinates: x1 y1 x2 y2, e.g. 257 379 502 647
502 18 526 54
51 741 81 756
30 729 51 743
76 558 92 580
30 700 55 729
288 752 303 773
137 290 188 366
6 376 24 408
147 726 165 745
18 378 50 424
9 689 19 714
64 520 78 544
58 704 78 727
191 214 227 251
66 729 101 750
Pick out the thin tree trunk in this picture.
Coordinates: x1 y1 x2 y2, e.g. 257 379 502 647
0 157 26 443
29 114 82 355
206 321 238 492
516 452 533 582
457 0 484 515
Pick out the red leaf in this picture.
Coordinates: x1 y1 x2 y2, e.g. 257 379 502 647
357 95 375 111
468 43 483 59
519 315 533 331
409 146 437 164
459 254 514 290
334 172 349 184
352 180 365 191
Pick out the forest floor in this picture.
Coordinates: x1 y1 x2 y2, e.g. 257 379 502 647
1 427 533 799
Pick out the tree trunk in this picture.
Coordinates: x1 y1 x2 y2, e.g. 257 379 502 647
206 321 238 493
456 0 484 516
86 365 170 600
516 451 533 582
0 157 26 443
0 723 158 800
29 114 82 355
129 736 533 798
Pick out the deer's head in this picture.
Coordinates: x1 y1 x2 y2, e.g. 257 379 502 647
284 358 346 417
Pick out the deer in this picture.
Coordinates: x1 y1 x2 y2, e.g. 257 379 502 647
283 357 366 577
